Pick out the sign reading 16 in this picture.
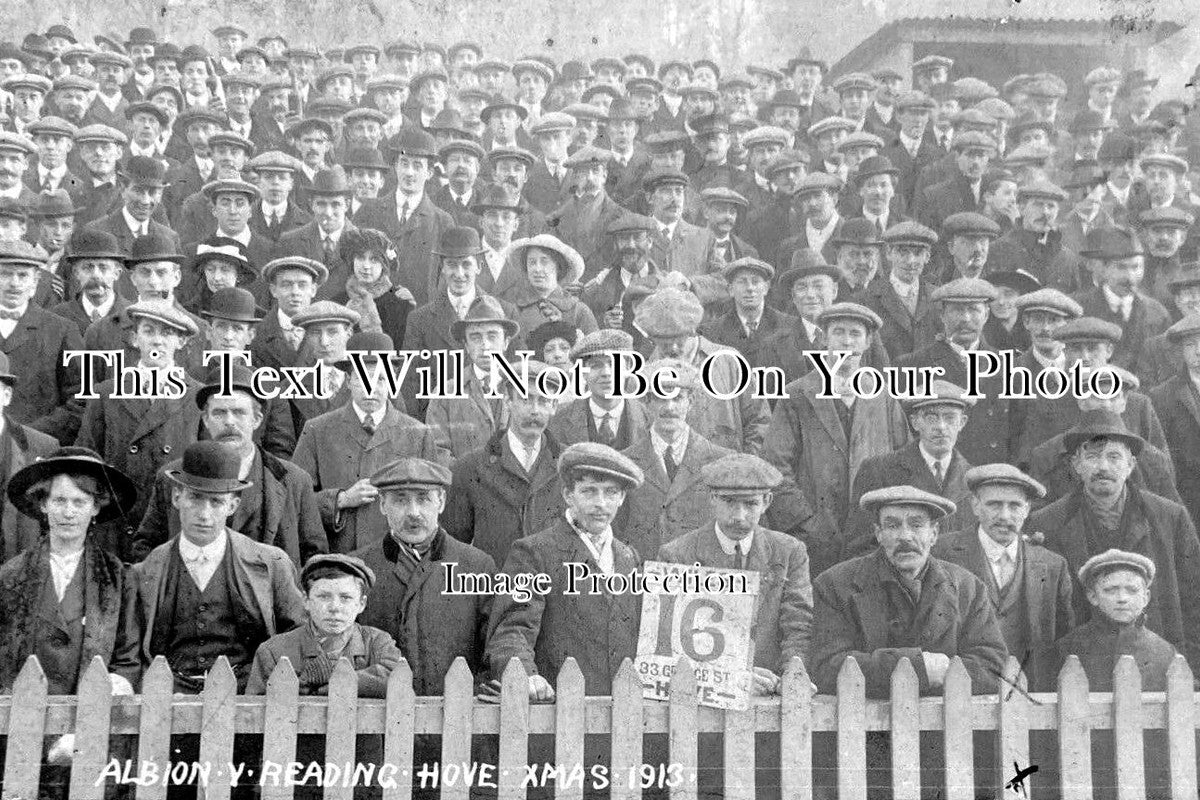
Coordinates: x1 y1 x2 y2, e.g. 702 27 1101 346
651 596 725 662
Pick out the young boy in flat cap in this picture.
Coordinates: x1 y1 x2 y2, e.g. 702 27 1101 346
245 553 402 696
1043 548 1176 692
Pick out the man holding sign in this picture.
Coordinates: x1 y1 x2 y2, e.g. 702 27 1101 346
657 452 812 800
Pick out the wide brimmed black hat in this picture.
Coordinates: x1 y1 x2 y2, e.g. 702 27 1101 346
8 446 139 523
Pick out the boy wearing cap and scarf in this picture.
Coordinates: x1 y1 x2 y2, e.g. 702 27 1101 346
246 553 401 696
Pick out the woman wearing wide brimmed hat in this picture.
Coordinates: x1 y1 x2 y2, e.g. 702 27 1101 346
0 446 139 699
332 226 414 348
499 234 598 339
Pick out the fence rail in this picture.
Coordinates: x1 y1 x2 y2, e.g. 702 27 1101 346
1 653 1198 799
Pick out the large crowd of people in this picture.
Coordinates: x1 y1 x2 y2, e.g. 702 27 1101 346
0 20 1198 798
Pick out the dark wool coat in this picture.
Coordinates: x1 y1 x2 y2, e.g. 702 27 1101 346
1029 486 1200 669
352 530 496 695
808 550 1007 697
0 539 134 693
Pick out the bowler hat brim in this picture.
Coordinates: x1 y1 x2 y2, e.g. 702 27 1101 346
8 454 139 524
165 469 253 494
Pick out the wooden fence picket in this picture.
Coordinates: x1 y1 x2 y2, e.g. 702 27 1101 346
3 657 47 800
70 657 115 800
996 656 1031 800
942 658 974 800
1112 656 1146 800
324 658 360 800
610 658 644 800
836 657 867 800
261 656 300 800
554 658 586 800
382 658 416 800
890 657 920 800
722 690 755 800
1057 656 1093 800
439 657 473 800
198 657 238 800
1166 655 1198 800
779 657 812 800
668 657 698 800
497 658 529 800
136 657 175 800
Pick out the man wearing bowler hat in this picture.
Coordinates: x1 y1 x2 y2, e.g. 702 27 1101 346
48 228 129 334
134 360 326 565
0 351 60 562
75 298 203 559
113 439 305 693
356 126 455 306
83 153 178 254
277 166 361 301
292 331 447 552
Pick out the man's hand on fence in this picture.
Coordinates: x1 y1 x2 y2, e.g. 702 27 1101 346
922 652 951 688
528 674 556 701
110 673 134 696
752 667 781 695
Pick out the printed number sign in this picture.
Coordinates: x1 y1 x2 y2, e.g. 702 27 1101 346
634 560 760 710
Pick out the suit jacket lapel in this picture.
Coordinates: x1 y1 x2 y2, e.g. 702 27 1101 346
1 307 37 353
130 395 175 442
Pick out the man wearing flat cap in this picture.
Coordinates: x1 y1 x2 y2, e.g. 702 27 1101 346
25 116 82 197
896 277 1015 464
74 298 202 560
701 256 796 367
112 439 305 694
1071 227 1173 373
763 302 910 575
635 286 770 454
1026 407 1200 669
1015 315 1168 465
772 172 844 269
931 463 1074 689
580 213 689 330
617 358 735 560
133 361 327 565
858 220 941 360
1150 314 1200 526
657 451 811 800
847 380 974 548
809 484 1006 696
546 329 649 450
985 179 1086 292
545 146 626 278
173 130 259 245
0 350 57 561
484 441 644 699
247 151 312 242
1138 207 1196 307
912 130 996 233
443 359 568 567
880 91 944 207
642 167 723 294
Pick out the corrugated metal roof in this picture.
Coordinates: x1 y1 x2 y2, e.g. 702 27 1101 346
880 0 1190 24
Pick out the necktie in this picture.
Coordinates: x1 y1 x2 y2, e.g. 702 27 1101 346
362 417 376 437
663 444 678 482
932 460 944 485
733 541 745 570
745 319 758 338
284 325 302 350
399 200 411 225
597 413 616 444
41 175 52 193
996 552 1014 589
875 217 885 235
488 396 504 429
89 308 101 323
270 212 281 230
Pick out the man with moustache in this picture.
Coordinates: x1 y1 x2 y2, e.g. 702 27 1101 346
48 229 129 335
581 214 687 333
773 172 844 269
443 360 566 567
1072 227 1172 372
897 278 1014 465
546 146 625 280
843 155 903 229
133 363 326 565
912 131 996 234
486 146 548 238
939 212 1000 283
986 180 1085 292
432 138 485 225
1138 208 1195 308
701 187 758 265
1028 414 1200 668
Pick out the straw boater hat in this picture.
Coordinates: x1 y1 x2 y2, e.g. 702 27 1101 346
508 235 586 286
